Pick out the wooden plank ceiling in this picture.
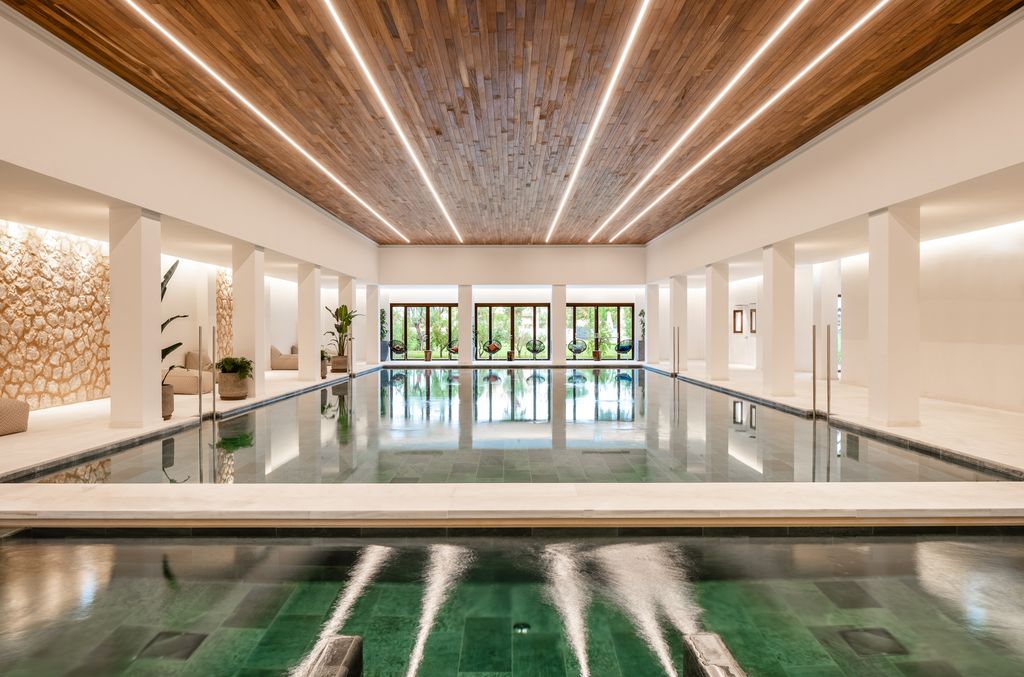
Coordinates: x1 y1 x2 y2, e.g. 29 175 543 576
6 0 1021 245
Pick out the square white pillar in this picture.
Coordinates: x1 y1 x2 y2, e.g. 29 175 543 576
109 207 162 427
232 244 266 396
705 262 729 380
365 284 381 365
813 260 841 380
669 275 688 372
335 275 356 368
550 284 567 366
761 242 796 395
297 263 321 381
458 285 473 365
868 206 920 425
644 283 661 364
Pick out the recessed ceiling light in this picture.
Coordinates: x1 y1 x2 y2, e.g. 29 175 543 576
608 0 892 243
588 0 813 243
322 0 464 244
120 0 410 243
544 0 653 243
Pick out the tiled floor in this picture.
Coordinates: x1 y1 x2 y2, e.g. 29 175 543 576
2 536 1023 676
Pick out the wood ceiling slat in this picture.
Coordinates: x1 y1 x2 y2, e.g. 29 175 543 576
4 0 1020 245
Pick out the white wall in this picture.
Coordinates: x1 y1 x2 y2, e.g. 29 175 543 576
728 278 760 368
266 277 298 354
687 288 705 360
839 254 869 386
379 246 645 285
794 265 814 372
566 286 643 304
0 10 378 281
646 12 1024 280
473 286 552 304
158 255 216 367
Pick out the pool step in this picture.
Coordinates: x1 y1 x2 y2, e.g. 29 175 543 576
683 632 747 677
308 635 363 677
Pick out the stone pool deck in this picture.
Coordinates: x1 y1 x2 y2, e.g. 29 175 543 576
651 361 1024 479
0 482 1022 528
0 367 378 482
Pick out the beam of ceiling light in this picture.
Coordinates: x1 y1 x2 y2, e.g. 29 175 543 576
543 0 652 243
588 0 813 243
322 0 464 243
608 0 892 242
119 0 410 243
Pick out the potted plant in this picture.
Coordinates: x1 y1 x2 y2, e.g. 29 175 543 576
421 330 432 361
320 348 330 379
592 337 602 361
325 304 361 373
160 260 188 420
215 356 254 400
379 309 390 361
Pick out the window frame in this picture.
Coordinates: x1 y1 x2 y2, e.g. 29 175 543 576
388 303 458 361
565 302 635 360
473 302 551 360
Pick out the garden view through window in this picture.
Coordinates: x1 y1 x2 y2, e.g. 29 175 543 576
566 303 634 360
474 303 550 360
389 304 458 360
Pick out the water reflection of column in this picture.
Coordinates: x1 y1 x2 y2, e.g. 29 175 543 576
458 368 473 450
297 389 322 482
686 386 705 478
760 410 794 481
551 370 566 451
705 393 731 482
644 378 660 454
667 378 687 473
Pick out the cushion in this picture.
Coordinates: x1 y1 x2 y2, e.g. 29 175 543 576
183 351 211 371
163 368 214 395
291 344 298 354
0 398 30 436
271 345 283 357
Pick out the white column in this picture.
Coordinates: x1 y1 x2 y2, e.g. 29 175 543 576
868 206 920 425
365 284 381 365
813 260 841 380
644 283 661 364
705 262 729 380
458 284 473 365
232 243 266 396
550 284 567 366
108 207 162 427
761 242 796 395
297 263 321 381
669 275 688 372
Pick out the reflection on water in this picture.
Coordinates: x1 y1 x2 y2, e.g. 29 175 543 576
2 536 1024 676
28 368 1004 484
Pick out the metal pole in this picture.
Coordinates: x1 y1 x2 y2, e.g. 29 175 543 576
211 326 218 441
811 325 817 420
826 324 832 424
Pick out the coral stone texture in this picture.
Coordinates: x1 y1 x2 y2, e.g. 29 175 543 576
215 269 233 358
0 221 110 410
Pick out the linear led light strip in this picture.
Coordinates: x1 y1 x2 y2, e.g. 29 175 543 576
588 0 813 242
322 0 464 243
608 0 892 242
120 0 410 242
543 0 653 243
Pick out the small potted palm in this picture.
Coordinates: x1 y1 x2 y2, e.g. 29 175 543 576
160 260 188 420
592 337 602 361
325 305 361 373
422 331 432 361
215 356 254 400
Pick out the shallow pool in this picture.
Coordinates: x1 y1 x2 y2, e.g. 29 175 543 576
26 368 1005 484
1 533 1022 676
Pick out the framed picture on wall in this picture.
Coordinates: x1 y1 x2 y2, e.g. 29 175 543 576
732 309 744 333
732 400 744 425
749 308 757 334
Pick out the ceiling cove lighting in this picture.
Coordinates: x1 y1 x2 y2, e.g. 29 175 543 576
607 0 893 243
543 0 653 243
588 0 813 243
119 0 410 243
322 0 464 243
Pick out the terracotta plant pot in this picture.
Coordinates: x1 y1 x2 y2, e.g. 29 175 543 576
218 372 249 400
424 350 433 362
321 359 330 379
506 351 514 361
592 350 601 361
330 355 348 373
161 383 174 420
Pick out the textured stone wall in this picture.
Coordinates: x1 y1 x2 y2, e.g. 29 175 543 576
216 269 233 358
0 222 110 410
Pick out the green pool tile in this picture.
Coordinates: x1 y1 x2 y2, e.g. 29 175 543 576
512 632 566 677
460 617 512 673
751 612 837 669
243 614 323 671
279 581 343 618
582 620 624 677
372 583 424 618
123 660 187 676
223 585 293 629
64 625 157 677
362 615 416 673
608 630 680 677
179 628 265 677
416 631 462 676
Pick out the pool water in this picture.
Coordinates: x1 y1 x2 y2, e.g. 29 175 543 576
1 534 1022 676
28 368 1004 484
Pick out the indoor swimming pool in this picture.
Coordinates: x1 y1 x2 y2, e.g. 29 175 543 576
21 368 1007 485
0 533 1022 676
